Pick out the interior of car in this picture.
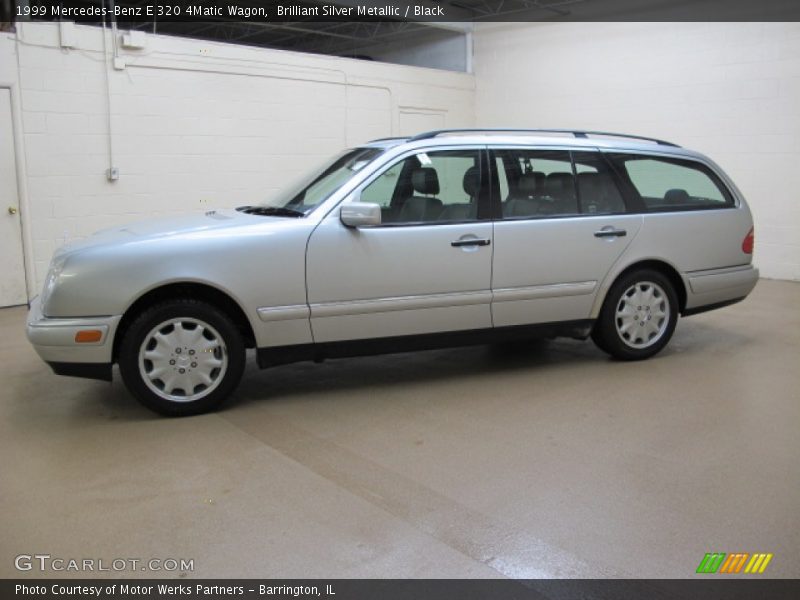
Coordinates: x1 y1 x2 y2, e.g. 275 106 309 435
372 151 482 224
365 147 734 224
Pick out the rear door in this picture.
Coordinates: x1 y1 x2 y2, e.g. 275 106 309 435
490 147 642 327
306 147 494 343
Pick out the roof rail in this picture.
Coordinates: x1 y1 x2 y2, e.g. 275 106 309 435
407 128 680 147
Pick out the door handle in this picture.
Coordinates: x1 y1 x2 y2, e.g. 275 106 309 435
451 238 491 247
594 228 626 238
7 206 17 215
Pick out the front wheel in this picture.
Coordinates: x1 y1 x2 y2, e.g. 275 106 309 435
119 299 245 416
592 269 679 360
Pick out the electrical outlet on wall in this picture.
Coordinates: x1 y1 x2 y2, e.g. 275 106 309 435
59 22 76 48
121 31 147 49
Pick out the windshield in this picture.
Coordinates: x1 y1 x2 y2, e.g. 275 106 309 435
258 147 384 214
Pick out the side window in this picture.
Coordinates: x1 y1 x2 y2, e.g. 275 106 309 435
497 149 578 219
572 151 627 215
361 149 482 224
360 161 402 208
428 154 477 207
608 154 733 211
495 156 509 203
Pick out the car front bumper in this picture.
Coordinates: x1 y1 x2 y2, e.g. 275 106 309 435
26 296 121 380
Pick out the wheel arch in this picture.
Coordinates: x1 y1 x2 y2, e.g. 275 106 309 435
593 259 688 317
112 281 257 363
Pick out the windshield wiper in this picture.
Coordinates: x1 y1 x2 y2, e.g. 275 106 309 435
237 206 305 218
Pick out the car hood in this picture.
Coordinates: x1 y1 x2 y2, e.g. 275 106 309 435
53 209 288 259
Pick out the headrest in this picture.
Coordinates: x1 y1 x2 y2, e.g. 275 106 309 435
578 172 600 194
546 172 575 196
518 173 537 195
519 171 545 195
664 188 690 203
411 167 440 196
462 166 480 197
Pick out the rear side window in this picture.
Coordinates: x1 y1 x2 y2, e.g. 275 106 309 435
572 151 627 215
492 149 628 218
608 154 734 211
494 149 579 219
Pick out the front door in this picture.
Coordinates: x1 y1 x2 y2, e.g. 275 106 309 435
306 148 493 343
0 88 27 307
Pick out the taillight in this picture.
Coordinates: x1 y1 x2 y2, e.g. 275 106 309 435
742 227 754 254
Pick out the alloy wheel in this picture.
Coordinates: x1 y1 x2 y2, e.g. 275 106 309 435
614 281 670 349
138 317 228 402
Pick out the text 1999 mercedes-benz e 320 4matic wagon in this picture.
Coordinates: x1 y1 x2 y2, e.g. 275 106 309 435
27 129 758 415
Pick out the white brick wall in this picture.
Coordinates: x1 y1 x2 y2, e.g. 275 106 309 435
474 22 800 281
1 23 475 294
13 22 794 288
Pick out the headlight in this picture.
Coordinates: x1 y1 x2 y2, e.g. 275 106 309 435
40 257 66 313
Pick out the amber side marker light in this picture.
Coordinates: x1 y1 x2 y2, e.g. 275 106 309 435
75 330 102 343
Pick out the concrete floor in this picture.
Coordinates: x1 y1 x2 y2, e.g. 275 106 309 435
1 279 798 579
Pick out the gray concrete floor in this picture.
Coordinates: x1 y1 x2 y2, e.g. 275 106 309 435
1 279 798 579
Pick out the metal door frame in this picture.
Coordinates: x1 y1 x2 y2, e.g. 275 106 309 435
1 80 34 303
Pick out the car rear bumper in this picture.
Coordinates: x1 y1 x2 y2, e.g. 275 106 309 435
26 295 121 370
683 264 759 313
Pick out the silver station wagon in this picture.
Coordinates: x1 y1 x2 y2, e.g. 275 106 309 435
27 129 758 415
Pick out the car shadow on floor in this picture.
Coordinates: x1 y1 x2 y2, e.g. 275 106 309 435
233 337 605 405
85 319 748 419
79 338 597 420
230 316 756 410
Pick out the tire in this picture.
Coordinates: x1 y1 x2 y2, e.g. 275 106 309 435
118 299 245 416
591 269 679 361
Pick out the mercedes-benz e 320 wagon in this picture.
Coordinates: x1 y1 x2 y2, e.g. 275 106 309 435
27 129 758 415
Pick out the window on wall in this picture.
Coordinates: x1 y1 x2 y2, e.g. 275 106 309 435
607 154 734 211
360 150 483 224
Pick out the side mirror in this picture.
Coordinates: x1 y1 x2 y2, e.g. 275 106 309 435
340 201 382 228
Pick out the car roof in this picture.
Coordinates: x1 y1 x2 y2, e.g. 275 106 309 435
359 129 704 160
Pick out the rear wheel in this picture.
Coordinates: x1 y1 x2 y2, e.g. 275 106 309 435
592 269 678 360
119 299 245 416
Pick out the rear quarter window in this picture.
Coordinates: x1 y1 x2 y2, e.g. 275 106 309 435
608 154 734 211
